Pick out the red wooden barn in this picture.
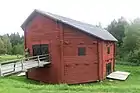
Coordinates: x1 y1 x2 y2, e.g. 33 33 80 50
21 9 117 84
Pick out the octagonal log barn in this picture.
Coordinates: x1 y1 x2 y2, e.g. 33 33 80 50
21 9 117 84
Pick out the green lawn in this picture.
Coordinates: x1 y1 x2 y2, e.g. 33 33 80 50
0 65 139 93
0 55 23 63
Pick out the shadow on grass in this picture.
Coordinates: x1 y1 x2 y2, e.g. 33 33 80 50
0 76 41 85
1 75 121 86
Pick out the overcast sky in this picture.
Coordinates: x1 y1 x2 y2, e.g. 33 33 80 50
0 0 140 35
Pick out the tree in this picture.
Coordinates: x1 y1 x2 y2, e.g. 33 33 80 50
0 37 6 54
1 34 12 54
107 17 128 47
122 18 140 64
9 32 21 46
12 43 24 55
0 32 24 55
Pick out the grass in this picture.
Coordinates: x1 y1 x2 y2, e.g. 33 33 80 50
0 55 139 93
0 65 138 93
0 55 23 63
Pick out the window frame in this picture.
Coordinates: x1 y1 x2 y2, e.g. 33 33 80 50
107 47 110 54
78 47 86 56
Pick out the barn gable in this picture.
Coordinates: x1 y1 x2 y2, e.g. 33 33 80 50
21 9 117 42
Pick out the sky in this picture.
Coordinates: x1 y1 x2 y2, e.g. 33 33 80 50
0 0 140 35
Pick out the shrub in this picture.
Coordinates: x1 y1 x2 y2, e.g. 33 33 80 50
127 50 140 65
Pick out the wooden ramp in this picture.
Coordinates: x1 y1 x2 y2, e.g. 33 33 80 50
107 71 130 80
0 54 50 76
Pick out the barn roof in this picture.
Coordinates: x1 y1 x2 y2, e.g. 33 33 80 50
21 9 117 41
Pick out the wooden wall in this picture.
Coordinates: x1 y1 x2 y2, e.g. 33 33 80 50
25 14 62 83
62 25 99 84
24 13 116 84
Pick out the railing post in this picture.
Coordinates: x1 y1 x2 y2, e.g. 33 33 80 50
0 64 3 76
21 59 26 72
37 56 40 67
13 62 16 72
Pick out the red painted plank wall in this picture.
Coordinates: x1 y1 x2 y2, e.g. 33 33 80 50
62 24 99 84
24 13 116 84
102 41 115 78
25 14 62 83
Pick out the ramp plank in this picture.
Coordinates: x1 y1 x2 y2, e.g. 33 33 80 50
107 71 130 80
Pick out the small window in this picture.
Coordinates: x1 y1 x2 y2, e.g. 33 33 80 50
78 47 86 56
107 47 110 54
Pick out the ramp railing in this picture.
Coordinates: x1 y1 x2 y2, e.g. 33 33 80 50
0 54 51 76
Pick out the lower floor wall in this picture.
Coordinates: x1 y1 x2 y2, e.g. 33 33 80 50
63 62 99 84
26 66 60 84
26 61 115 84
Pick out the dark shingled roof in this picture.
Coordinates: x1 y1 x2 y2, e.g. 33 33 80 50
21 9 117 41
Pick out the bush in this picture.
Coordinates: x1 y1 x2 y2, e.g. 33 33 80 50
11 43 24 55
116 49 140 65
0 48 6 54
127 50 140 65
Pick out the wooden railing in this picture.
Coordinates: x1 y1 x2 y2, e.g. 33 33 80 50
0 54 51 76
